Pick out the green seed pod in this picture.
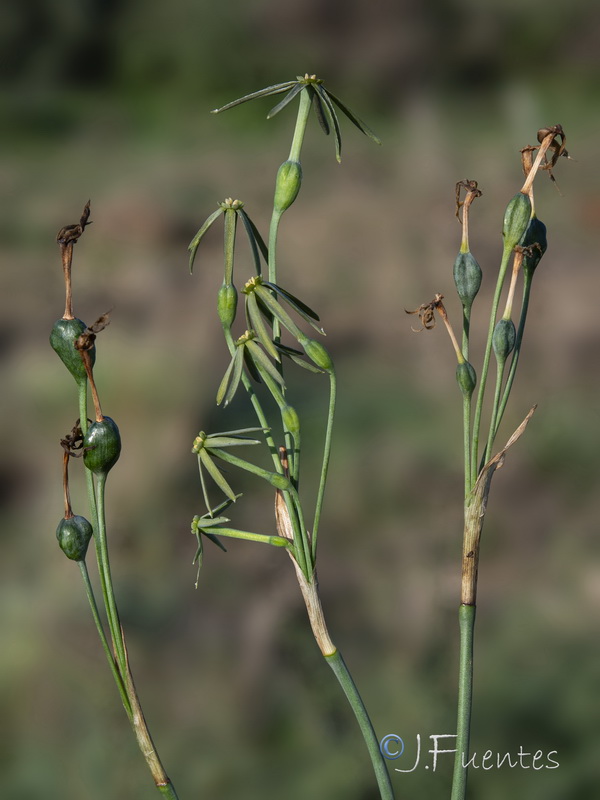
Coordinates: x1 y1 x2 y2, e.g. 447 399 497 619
456 361 476 398
56 514 93 561
50 318 96 384
453 251 482 309
217 283 238 329
83 416 121 476
521 216 548 279
281 404 300 437
502 192 531 251
274 160 302 214
300 338 333 372
492 318 516 361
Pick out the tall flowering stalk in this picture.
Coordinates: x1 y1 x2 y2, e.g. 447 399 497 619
406 125 569 799
188 75 394 799
50 206 180 799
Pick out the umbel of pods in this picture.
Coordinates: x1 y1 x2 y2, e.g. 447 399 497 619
50 203 180 799
189 76 394 799
406 125 570 800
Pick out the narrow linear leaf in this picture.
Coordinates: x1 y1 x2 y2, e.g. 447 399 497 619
326 89 382 145
197 456 213 516
210 427 269 437
223 346 245 407
254 285 304 340
287 353 325 374
262 281 325 333
199 449 237 502
211 82 296 113
315 84 342 162
196 516 230 528
308 85 330 136
216 351 238 406
189 207 225 273
204 436 262 448
243 345 262 384
238 209 269 267
203 532 227 552
247 292 280 360
246 340 286 389
267 82 304 119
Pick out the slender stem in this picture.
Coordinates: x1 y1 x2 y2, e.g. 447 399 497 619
78 560 132 718
462 395 472 498
470 245 512 486
450 604 476 800
94 473 127 675
326 650 395 800
484 358 507 463
288 88 312 163
311 368 337 559
494 274 533 438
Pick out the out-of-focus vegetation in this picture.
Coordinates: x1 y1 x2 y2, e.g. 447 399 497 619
2 2 599 798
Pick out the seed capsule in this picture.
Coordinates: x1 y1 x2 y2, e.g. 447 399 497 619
56 515 93 561
83 416 121 476
502 192 531 251
453 251 482 309
281 404 300 437
217 283 238 329
456 361 476 398
300 338 333 372
50 318 96 384
521 216 548 279
492 318 516 361
274 160 302 214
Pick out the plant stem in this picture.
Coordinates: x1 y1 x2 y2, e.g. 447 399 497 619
94 473 128 675
463 395 472 498
78 560 132 718
311 368 337 559
326 650 395 800
470 245 512 486
450 603 476 800
494 274 533 439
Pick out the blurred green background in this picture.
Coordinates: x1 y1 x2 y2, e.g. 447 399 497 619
2 1 600 798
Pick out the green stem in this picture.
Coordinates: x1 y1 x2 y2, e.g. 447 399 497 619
78 560 132 719
311 368 337 559
288 88 312 163
95 473 127 675
451 604 476 800
470 246 512 486
326 650 395 800
494 274 533 439
484 358 507 464
463 394 472 498
200 526 292 548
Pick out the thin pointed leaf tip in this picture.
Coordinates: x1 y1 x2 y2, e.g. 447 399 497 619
210 74 381 152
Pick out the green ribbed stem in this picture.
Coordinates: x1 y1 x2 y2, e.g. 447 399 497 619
451 604 476 800
326 650 395 800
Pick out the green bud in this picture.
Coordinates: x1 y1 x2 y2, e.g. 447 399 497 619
453 251 482 309
274 160 302 214
281 404 300 437
502 192 531 251
521 216 548 279
300 338 333 372
217 283 238 329
83 416 121 476
492 318 516 362
56 514 93 561
456 361 476 398
50 318 96 384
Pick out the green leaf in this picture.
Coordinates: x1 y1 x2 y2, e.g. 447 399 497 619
196 515 230 528
262 281 324 333
326 89 382 145
267 82 304 119
189 207 225 273
238 209 268 275
216 350 238 406
309 86 330 135
203 435 261 448
211 82 296 114
315 84 343 162
246 340 286 389
210 427 269 437
247 292 280 360
253 285 304 341
243 345 262 384
199 449 237 502
222 346 245 408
